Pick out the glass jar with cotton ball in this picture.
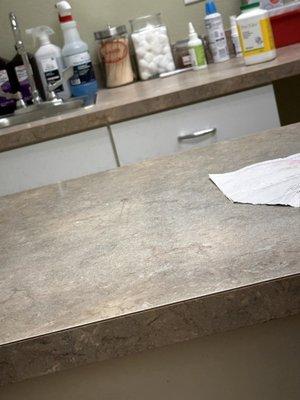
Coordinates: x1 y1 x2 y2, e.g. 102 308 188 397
130 14 175 81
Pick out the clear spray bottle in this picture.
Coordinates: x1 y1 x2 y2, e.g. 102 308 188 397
26 26 71 100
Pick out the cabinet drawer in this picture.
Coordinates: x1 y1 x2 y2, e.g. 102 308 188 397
112 85 280 165
0 128 116 197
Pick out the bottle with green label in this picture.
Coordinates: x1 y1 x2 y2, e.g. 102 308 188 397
188 23 207 70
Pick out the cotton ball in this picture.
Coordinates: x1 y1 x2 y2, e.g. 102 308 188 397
153 43 164 56
137 38 148 48
131 34 141 46
145 29 156 44
167 63 175 72
157 26 166 36
155 54 164 68
139 59 149 71
135 46 147 59
158 33 168 46
148 61 158 74
160 54 171 67
144 52 154 64
158 65 167 74
141 71 151 80
151 33 160 45
165 54 174 64
136 31 146 41
161 45 171 55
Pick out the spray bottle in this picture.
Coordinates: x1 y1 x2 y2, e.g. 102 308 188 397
26 26 71 101
56 1 98 99
204 1 229 63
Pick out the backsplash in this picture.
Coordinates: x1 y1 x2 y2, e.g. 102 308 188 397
0 0 240 65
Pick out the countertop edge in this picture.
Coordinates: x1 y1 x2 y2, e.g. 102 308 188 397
1 274 299 386
1 52 300 153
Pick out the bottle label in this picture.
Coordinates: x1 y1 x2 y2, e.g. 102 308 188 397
65 52 96 86
232 35 242 56
40 57 63 93
15 65 32 102
238 18 275 57
205 17 229 62
182 55 191 67
189 45 207 68
100 40 129 64
0 69 15 108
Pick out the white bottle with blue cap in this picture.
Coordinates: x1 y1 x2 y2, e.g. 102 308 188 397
204 1 229 63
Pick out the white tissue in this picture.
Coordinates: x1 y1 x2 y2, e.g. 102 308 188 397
209 153 300 208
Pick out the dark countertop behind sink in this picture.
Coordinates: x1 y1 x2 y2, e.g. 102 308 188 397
0 43 300 153
0 122 299 386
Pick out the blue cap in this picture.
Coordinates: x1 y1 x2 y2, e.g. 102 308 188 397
205 1 217 15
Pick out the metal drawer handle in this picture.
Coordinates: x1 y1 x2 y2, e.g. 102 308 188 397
178 128 217 141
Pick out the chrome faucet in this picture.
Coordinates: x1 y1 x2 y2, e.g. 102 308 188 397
9 12 42 105
0 12 82 126
0 88 27 109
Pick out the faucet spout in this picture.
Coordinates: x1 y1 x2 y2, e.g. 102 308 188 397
9 12 42 104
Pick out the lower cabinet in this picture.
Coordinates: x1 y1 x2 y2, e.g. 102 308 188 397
0 85 281 197
0 128 117 197
111 85 280 166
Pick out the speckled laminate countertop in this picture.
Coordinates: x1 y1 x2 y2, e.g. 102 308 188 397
0 123 300 386
0 44 300 153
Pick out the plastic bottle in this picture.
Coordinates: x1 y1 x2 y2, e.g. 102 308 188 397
230 16 243 57
56 1 98 99
236 2 276 66
188 23 207 70
26 26 71 101
7 53 44 103
204 1 230 63
0 57 16 116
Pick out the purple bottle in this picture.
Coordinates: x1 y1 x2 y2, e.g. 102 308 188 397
8 53 45 104
0 57 16 116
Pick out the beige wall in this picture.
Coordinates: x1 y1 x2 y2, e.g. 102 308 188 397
0 0 240 65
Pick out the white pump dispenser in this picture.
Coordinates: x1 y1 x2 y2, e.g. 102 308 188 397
26 26 71 100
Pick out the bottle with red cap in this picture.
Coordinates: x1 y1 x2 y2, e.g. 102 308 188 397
56 1 98 99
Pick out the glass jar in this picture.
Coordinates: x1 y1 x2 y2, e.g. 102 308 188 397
173 39 192 69
94 25 135 88
130 14 175 80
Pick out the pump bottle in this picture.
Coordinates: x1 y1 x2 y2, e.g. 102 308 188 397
26 26 71 100
56 1 98 99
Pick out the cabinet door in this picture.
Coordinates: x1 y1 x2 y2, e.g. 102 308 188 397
0 128 116 197
112 85 280 166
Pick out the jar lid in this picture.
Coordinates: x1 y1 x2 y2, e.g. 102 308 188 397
94 25 127 40
240 2 260 10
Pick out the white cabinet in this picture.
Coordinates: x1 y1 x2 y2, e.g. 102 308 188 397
111 85 280 166
0 128 117 196
0 85 281 196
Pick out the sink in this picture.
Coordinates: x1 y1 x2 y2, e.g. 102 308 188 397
0 99 84 129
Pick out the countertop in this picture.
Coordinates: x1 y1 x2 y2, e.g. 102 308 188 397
0 122 299 386
1 43 300 153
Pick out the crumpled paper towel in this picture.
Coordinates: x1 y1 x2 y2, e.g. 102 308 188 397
209 153 300 207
